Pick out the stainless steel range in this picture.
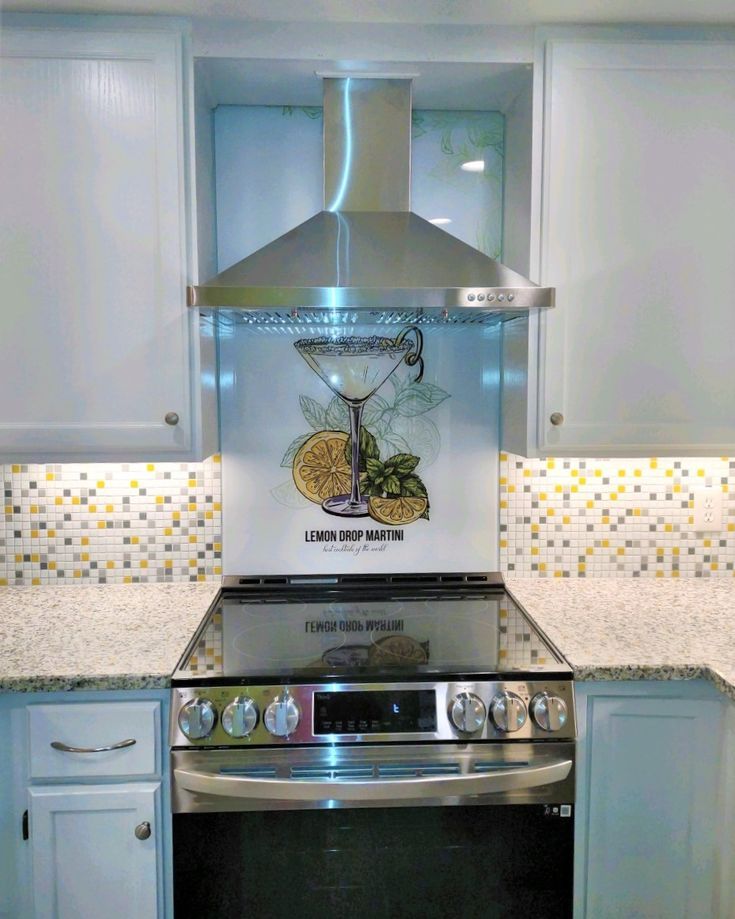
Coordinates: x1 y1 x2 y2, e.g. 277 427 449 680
170 572 575 918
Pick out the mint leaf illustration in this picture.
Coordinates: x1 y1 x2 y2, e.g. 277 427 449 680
325 396 349 432
383 475 402 496
394 382 450 418
389 453 420 476
299 395 327 431
280 433 312 468
399 474 428 498
344 427 380 472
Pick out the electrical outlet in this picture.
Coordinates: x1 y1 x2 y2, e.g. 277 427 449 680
692 487 723 532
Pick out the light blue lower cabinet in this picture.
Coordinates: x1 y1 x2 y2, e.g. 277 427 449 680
29 783 161 919
0 689 171 919
574 681 734 919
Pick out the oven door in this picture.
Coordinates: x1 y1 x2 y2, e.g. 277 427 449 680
172 742 574 919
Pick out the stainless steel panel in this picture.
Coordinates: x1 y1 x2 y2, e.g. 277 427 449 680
169 679 576 748
324 78 410 212
189 211 553 310
171 741 576 812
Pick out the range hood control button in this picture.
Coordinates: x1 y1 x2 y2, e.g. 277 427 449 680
531 692 568 732
467 294 476 302
477 293 485 301
507 293 515 301
497 294 505 301
178 698 217 740
222 696 259 738
490 691 527 733
264 691 300 738
449 692 486 734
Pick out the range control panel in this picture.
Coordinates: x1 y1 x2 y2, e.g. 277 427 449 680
170 680 576 748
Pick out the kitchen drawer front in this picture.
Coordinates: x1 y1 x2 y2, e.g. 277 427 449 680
29 701 161 780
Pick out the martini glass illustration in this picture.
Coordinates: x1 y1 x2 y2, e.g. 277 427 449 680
294 327 424 518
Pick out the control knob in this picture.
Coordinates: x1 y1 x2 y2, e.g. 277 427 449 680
178 698 217 740
449 692 486 734
490 691 527 733
264 689 300 738
222 696 259 738
530 692 568 732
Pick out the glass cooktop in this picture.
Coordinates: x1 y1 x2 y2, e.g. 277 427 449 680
172 574 570 686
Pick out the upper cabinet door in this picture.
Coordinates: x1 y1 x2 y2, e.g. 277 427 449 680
535 40 735 456
0 28 207 459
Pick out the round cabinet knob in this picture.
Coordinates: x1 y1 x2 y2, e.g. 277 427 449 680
178 698 217 740
222 696 259 738
531 692 569 732
264 691 300 738
448 692 487 734
164 411 179 426
550 412 564 426
135 821 151 840
490 691 528 733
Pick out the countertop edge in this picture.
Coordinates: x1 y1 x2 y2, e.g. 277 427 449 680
0 673 173 693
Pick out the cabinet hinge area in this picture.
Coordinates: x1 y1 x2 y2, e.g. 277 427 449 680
22 809 29 841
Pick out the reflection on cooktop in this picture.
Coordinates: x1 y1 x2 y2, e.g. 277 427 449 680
182 595 556 678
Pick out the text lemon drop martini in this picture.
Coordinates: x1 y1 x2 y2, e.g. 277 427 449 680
294 329 423 517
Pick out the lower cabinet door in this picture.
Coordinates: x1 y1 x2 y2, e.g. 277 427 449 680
576 687 725 918
29 782 161 919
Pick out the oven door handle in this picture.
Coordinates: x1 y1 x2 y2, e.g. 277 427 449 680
174 759 572 803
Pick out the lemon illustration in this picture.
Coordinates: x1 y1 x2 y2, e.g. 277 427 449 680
293 431 351 504
368 496 428 526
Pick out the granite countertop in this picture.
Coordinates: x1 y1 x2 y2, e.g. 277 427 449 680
506 578 735 702
0 583 219 692
1 579 734 700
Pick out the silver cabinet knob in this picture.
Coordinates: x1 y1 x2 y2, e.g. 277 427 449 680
264 690 300 738
550 412 564 426
178 698 217 739
490 691 528 733
448 692 486 734
531 692 568 732
164 411 179 426
222 696 259 738
135 821 151 840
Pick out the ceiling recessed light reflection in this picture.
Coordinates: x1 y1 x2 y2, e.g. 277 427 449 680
429 217 452 226
460 160 485 173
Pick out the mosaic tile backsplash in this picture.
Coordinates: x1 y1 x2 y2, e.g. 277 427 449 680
1 457 222 586
500 454 735 578
4 451 734 584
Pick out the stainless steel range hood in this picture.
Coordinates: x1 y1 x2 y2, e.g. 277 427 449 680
189 77 554 323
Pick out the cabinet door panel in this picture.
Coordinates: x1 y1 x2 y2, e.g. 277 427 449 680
538 41 735 455
0 30 192 457
580 692 722 918
29 783 160 919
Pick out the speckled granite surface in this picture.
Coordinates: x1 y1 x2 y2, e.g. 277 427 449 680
506 578 735 702
0 584 219 692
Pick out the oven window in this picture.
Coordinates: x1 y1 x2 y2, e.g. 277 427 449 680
173 805 573 918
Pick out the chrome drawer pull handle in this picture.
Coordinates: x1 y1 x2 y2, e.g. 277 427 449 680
50 738 136 754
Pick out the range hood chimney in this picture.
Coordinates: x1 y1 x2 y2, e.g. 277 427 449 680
189 77 554 323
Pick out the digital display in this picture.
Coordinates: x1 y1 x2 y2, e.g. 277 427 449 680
314 690 437 735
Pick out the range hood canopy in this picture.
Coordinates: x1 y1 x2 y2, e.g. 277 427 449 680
189 77 554 323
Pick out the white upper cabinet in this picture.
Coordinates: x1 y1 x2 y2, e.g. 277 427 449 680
0 25 217 461
503 38 735 457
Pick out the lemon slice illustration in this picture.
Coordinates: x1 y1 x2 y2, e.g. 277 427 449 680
293 431 351 503
368 496 428 526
